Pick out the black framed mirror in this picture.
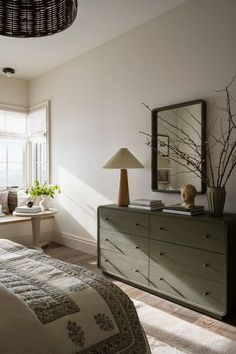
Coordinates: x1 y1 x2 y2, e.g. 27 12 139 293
151 99 206 193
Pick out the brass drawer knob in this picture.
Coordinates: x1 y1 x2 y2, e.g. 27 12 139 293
159 252 164 256
135 223 140 226
104 217 109 221
159 277 164 281
104 259 109 263
135 246 141 250
134 269 140 273
203 263 209 268
159 227 165 231
203 291 209 296
203 234 209 239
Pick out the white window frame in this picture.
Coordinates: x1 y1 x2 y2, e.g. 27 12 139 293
0 101 50 188
28 101 50 185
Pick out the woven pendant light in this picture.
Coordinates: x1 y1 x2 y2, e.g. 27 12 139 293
0 0 78 38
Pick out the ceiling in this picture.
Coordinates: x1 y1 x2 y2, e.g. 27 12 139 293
0 0 186 81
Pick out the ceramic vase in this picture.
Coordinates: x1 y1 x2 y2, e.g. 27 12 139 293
32 196 41 206
39 195 50 211
207 187 226 217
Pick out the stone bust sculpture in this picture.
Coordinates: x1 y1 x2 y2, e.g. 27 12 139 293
180 184 197 209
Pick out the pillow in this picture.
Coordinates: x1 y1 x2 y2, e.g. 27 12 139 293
8 189 18 213
17 190 29 207
0 190 9 214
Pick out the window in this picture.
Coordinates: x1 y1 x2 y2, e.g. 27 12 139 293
28 103 49 184
0 108 27 188
0 139 26 187
0 102 49 188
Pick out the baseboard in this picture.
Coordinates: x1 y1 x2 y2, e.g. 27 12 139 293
54 232 97 256
3 232 53 247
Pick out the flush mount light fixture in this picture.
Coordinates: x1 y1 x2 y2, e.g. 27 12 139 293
2 67 15 77
0 0 78 38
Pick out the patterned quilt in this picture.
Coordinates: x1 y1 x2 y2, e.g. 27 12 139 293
0 239 150 354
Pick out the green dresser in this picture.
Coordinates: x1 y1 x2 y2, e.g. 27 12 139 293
97 204 236 319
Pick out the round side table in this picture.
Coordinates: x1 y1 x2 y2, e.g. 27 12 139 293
13 208 57 249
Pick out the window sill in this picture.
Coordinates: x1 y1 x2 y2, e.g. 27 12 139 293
0 214 54 224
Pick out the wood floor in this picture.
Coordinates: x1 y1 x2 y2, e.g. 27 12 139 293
45 242 236 342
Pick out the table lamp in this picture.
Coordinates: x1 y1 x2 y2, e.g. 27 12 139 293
103 148 144 207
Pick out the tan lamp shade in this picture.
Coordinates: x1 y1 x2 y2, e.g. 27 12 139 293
103 148 144 169
103 148 144 207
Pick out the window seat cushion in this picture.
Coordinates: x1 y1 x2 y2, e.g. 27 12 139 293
0 214 31 224
0 214 53 225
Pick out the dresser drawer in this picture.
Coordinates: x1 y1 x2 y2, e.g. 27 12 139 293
150 215 226 253
100 249 148 286
149 262 225 315
99 207 149 237
100 229 148 259
150 240 225 283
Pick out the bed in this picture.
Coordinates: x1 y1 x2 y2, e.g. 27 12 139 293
0 239 150 354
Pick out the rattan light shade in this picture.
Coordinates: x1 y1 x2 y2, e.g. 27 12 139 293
0 0 78 38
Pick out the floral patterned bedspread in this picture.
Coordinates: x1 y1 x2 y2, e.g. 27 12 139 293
0 239 150 354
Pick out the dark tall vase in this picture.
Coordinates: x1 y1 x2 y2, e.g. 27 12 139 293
207 187 226 217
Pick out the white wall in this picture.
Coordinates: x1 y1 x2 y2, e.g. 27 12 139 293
0 75 28 107
29 0 236 254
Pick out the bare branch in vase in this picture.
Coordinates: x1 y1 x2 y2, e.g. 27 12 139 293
140 74 236 189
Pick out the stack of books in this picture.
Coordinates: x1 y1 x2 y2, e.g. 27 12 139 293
163 204 204 216
14 205 41 214
129 199 164 210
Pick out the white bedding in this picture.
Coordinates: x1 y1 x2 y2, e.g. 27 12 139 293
0 239 150 354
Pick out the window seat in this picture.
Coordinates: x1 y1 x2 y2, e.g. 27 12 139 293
0 214 54 224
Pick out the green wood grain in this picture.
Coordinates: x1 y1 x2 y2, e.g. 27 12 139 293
150 239 225 283
150 215 226 254
100 248 149 286
99 207 149 237
100 229 148 259
97 205 236 318
149 261 225 315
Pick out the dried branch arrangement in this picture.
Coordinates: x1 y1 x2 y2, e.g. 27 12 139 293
140 75 236 188
208 75 236 187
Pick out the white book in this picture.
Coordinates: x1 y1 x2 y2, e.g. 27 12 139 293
15 206 41 213
130 199 163 206
163 204 204 211
128 204 164 210
162 209 204 216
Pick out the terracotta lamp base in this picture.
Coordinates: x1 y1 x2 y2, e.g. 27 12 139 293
118 169 129 207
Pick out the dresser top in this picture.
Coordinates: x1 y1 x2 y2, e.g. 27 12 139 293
98 204 236 225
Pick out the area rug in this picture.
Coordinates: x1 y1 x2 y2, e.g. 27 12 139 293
133 299 236 354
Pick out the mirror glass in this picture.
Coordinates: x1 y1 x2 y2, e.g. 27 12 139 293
151 99 206 193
